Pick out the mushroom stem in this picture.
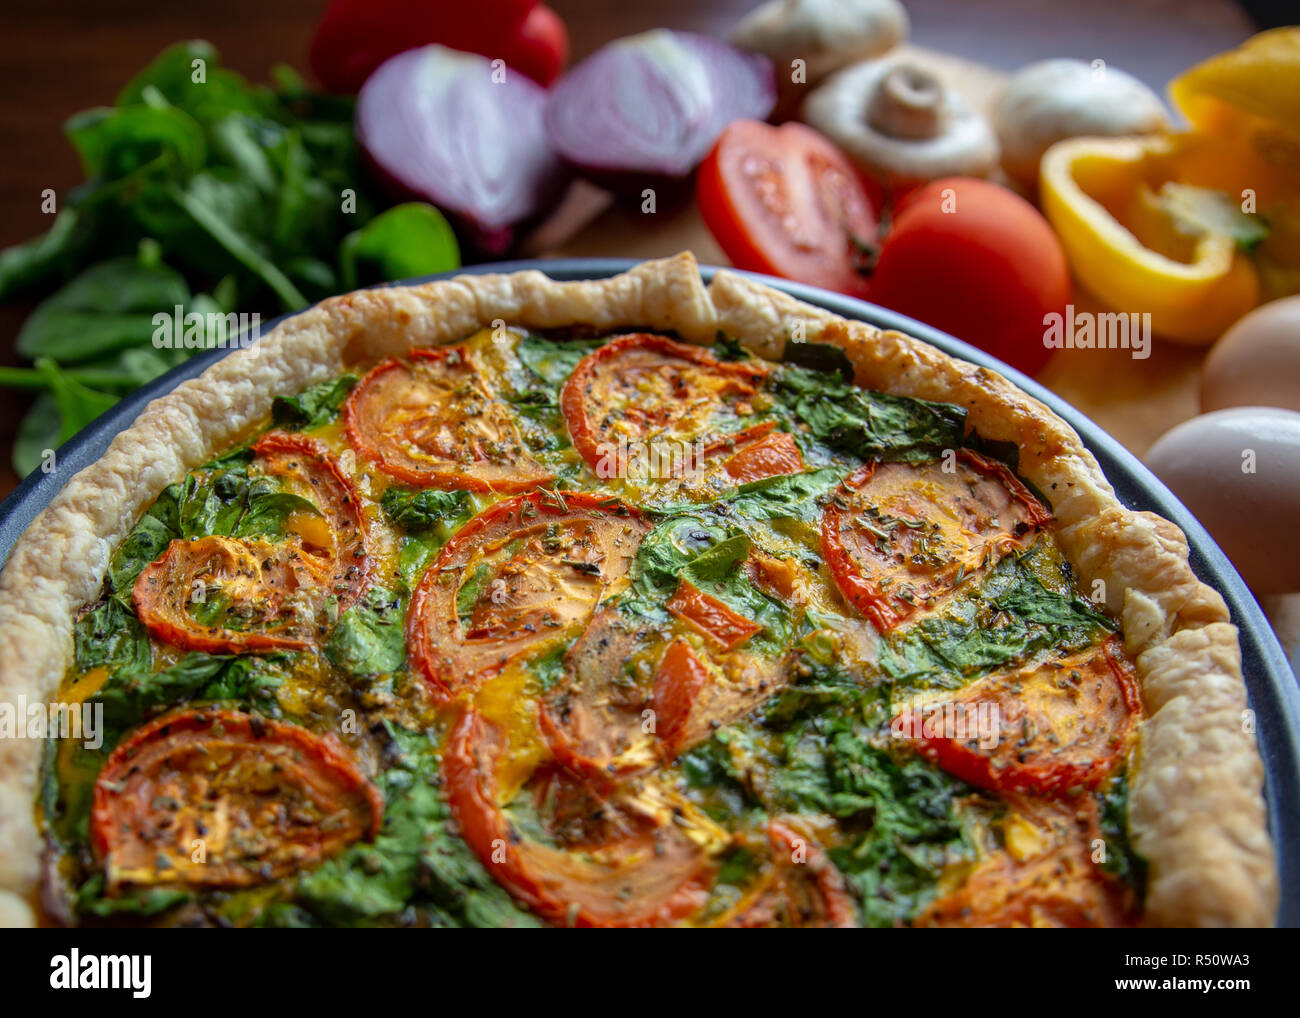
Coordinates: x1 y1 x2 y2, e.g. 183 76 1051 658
867 63 944 140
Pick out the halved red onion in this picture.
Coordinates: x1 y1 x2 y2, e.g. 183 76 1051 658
544 30 775 188
357 45 569 254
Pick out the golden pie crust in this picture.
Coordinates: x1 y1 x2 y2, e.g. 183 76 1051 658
0 253 1276 927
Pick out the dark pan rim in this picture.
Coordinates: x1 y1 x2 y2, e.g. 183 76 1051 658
1 258 1295 926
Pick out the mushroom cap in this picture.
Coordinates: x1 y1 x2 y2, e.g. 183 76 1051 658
994 58 1169 185
730 0 908 83
803 56 999 184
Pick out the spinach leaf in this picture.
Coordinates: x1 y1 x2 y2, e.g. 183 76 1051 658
73 599 150 674
626 520 792 650
780 339 854 379
293 725 541 927
380 486 472 532
339 202 460 289
76 874 191 918
1098 772 1148 894
326 587 408 677
15 254 190 362
723 466 844 522
880 551 1113 691
775 364 967 463
516 334 603 388
108 463 320 597
456 564 494 625
271 373 357 431
88 652 285 745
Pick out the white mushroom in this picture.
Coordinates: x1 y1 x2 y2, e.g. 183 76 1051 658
993 59 1169 187
730 0 908 85
803 57 999 184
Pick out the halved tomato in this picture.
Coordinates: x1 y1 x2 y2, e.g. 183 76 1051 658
133 432 371 654
443 708 714 927
408 491 650 700
916 797 1136 928
90 709 382 891
697 120 881 299
718 820 858 928
821 449 1051 631
560 334 772 481
897 637 1141 796
344 346 553 492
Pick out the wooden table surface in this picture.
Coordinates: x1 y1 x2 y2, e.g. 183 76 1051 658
0 0 1259 501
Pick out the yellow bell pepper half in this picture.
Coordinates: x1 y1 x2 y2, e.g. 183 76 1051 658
1040 135 1260 345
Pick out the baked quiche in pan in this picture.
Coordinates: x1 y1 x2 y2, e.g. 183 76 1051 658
0 254 1276 927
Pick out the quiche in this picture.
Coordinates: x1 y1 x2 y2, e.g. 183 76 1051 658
0 254 1277 927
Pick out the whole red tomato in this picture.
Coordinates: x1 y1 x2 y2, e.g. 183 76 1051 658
867 177 1070 376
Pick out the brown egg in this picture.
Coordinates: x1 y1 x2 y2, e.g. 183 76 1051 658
1145 407 1300 595
1201 296 1300 413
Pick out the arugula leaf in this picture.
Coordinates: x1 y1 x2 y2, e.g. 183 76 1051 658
293 725 541 927
880 550 1113 691
775 364 967 463
326 587 408 677
271 373 357 431
87 652 285 746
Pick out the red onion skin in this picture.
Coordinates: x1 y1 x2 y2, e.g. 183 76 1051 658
357 45 569 254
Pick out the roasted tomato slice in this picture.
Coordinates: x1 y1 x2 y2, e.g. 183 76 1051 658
896 636 1141 796
344 345 553 492
719 428 804 485
821 449 1051 631
133 433 371 653
718 820 858 928
666 580 762 650
443 708 714 927
538 608 661 778
250 431 369 585
90 709 382 891
560 334 771 480
916 797 1137 928
409 491 650 700
541 615 792 780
